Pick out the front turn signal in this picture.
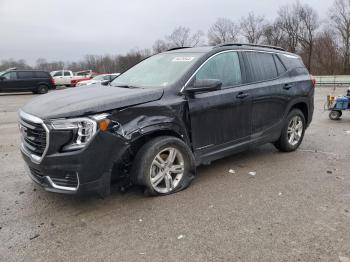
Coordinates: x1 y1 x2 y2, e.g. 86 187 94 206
99 119 111 131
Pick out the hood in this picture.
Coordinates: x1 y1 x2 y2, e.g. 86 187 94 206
21 84 164 120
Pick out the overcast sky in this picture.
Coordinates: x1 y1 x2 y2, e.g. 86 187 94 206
0 0 332 64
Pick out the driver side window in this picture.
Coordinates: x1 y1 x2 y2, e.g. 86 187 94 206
196 52 242 88
53 71 62 77
2 72 17 80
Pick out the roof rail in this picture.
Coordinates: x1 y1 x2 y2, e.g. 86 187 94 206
167 47 191 51
214 43 286 51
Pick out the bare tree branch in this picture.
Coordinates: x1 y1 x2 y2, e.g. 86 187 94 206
240 12 266 44
208 18 240 45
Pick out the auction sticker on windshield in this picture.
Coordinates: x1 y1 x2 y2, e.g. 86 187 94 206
172 57 195 62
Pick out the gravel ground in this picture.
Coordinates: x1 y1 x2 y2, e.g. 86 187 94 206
0 87 350 262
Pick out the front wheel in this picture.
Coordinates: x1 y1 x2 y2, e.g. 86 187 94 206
274 109 306 152
132 136 195 196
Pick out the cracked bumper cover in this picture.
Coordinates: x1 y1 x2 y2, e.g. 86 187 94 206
21 131 130 195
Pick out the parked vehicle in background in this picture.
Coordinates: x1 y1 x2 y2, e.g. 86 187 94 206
50 70 77 86
75 70 97 78
71 77 93 87
50 70 98 87
0 69 54 94
76 73 120 87
19 43 314 196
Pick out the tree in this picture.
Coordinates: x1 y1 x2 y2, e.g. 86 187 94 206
297 4 320 71
240 12 266 44
0 59 32 71
166 26 204 48
262 20 286 47
312 29 342 75
208 18 240 45
329 0 350 74
152 39 170 54
277 4 300 52
35 58 65 72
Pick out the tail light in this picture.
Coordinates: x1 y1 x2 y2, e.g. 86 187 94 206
50 78 55 86
310 75 316 88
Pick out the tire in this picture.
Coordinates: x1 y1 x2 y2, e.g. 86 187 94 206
131 136 195 196
329 110 342 120
37 85 48 94
274 109 306 152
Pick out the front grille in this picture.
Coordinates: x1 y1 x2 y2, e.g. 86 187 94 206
51 173 79 188
19 117 47 158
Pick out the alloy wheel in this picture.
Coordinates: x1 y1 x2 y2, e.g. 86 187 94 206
287 115 303 146
149 147 185 194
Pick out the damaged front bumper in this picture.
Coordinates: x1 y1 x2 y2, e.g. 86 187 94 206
21 130 130 195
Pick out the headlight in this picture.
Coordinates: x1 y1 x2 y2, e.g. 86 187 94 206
50 114 109 151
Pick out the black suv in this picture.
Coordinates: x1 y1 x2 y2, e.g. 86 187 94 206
0 69 54 94
18 44 314 196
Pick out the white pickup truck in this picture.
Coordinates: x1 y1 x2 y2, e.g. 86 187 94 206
50 70 94 86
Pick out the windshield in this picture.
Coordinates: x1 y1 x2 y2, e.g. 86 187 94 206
110 53 202 88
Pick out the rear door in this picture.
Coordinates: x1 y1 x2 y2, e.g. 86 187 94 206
187 51 252 158
0 71 18 92
34 71 49 84
242 51 289 141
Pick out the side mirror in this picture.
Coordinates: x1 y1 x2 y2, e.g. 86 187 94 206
0 76 5 81
185 79 222 94
100 80 110 86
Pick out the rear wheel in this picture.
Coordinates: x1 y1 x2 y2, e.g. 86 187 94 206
329 110 342 120
37 85 48 94
132 136 194 196
274 109 306 152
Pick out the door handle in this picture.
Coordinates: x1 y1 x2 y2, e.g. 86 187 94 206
283 83 294 90
236 92 249 99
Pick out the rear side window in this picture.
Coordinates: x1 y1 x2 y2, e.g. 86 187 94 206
244 52 278 82
196 51 242 87
63 71 71 76
278 54 305 71
17 71 34 79
274 55 287 75
34 71 49 78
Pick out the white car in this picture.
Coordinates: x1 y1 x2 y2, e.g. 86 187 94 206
76 73 120 87
50 70 96 86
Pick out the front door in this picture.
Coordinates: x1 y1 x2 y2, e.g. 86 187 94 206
186 51 252 158
0 71 18 92
52 70 63 85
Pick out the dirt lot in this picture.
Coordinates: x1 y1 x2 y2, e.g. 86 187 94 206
0 87 350 262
